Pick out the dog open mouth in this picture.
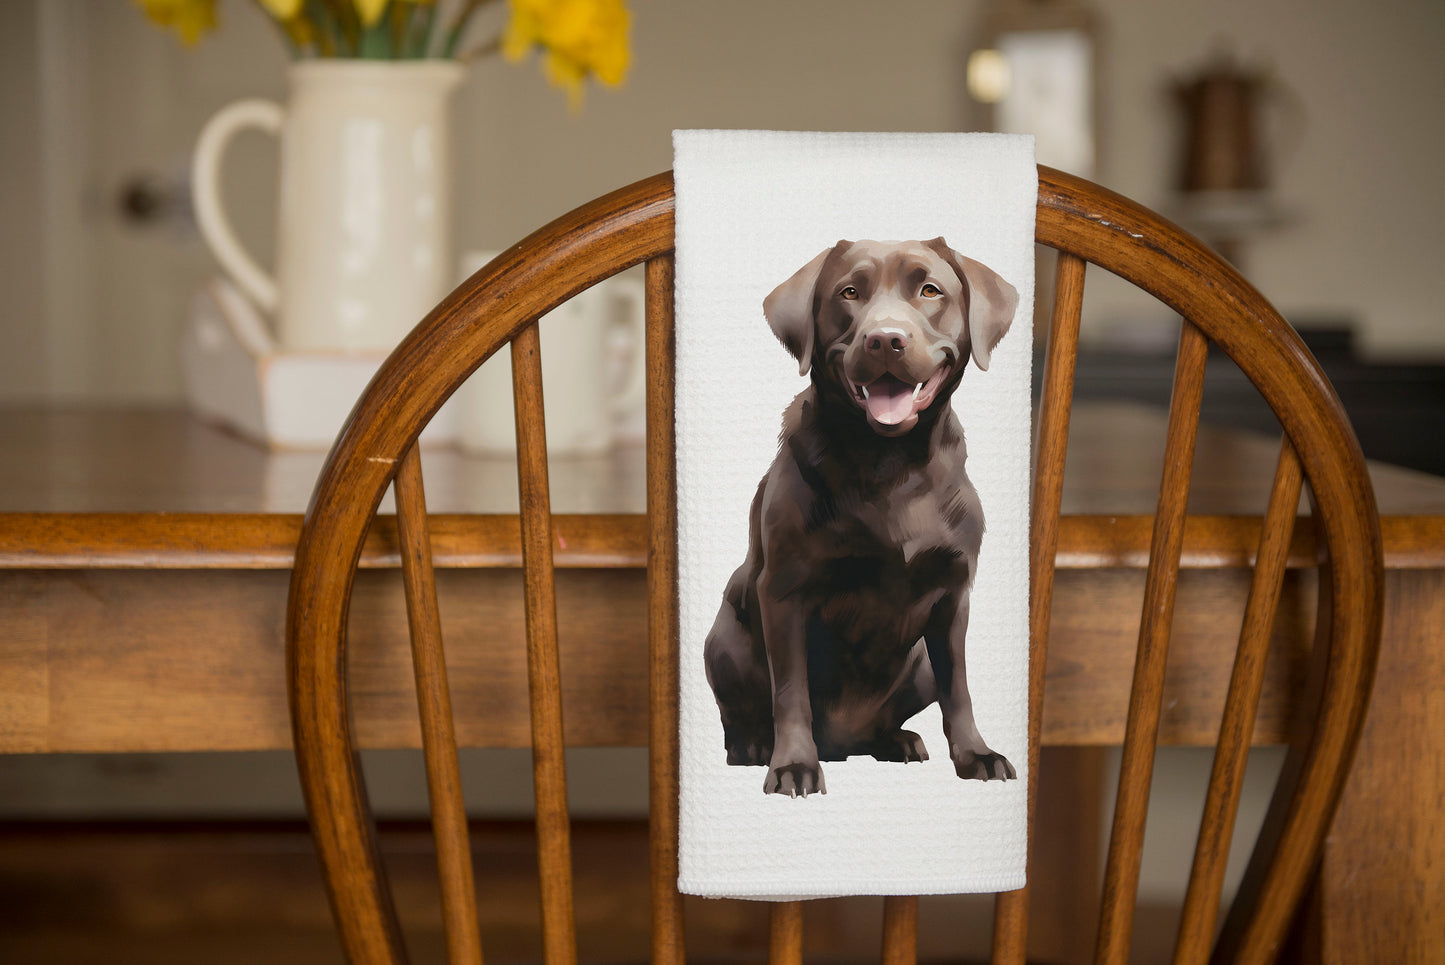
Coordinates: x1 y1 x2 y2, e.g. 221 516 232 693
846 364 952 429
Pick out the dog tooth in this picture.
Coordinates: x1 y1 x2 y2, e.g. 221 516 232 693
860 384 869 400
912 382 923 402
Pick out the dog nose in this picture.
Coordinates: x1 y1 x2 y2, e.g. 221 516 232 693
864 328 909 355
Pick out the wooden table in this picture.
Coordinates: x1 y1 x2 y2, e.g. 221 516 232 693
1 403 1441 962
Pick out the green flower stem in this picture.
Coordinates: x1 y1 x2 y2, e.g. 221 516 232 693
406 4 436 58
389 3 409 56
442 0 501 59
359 20 390 58
302 0 337 56
317 0 360 56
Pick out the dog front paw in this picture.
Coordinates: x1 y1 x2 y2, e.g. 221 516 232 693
953 749 1016 781
764 759 826 797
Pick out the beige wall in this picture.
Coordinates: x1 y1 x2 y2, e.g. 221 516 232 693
1 0 1442 401
0 0 47 400
1085 0 1445 353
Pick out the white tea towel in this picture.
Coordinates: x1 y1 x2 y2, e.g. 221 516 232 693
674 131 1036 900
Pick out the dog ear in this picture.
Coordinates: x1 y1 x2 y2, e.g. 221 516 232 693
763 246 836 376
927 238 1019 372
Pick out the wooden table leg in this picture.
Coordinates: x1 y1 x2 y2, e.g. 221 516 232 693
1029 746 1107 965
1316 567 1445 964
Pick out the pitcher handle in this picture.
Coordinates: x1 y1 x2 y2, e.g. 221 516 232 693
191 99 284 314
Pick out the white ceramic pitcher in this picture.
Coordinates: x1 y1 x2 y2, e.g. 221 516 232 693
192 60 464 353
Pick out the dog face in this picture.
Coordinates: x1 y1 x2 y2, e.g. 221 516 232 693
764 238 1018 436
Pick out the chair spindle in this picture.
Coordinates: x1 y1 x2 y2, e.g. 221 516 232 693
644 255 686 965
1172 439 1304 965
395 443 485 965
1095 319 1210 965
882 895 919 965
769 901 804 965
511 324 579 965
992 250 1089 965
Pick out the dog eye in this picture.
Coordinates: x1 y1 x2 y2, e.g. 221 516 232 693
920 283 943 298
839 286 859 300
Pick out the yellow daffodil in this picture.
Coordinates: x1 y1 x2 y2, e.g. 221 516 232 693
279 13 314 46
503 0 630 105
135 0 217 46
136 0 628 111
257 0 303 20
354 0 388 28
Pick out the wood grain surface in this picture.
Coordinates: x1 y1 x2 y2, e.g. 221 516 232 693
4 404 1444 518
1174 441 1302 964
994 247 1086 965
0 820 986 965
643 254 685 965
0 564 1332 754
1097 320 1211 965
1319 567 1445 965
394 446 484 965
510 323 579 965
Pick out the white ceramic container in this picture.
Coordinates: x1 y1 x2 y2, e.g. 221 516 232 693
192 60 464 353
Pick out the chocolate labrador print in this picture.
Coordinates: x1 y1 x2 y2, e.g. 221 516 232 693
704 238 1020 797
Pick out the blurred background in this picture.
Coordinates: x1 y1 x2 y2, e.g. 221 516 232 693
2 0 1442 408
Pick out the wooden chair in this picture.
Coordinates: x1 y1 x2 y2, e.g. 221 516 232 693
286 169 1383 965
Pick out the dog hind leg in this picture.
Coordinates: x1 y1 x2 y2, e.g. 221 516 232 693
865 639 935 762
813 640 936 762
704 584 774 766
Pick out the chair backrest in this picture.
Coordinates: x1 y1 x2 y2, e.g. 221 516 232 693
286 168 1383 965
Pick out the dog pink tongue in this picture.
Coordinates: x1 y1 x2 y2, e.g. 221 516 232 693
865 377 916 425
